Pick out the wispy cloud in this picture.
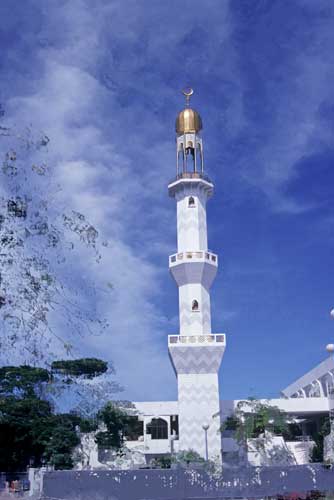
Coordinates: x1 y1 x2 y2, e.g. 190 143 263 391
1 0 333 402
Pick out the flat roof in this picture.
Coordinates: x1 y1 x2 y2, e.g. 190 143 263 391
133 397 329 416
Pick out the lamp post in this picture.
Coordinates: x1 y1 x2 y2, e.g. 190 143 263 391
170 432 177 457
202 423 210 461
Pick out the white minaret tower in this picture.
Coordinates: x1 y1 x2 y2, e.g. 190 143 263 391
168 89 226 461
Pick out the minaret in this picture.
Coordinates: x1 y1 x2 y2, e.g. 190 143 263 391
168 89 226 461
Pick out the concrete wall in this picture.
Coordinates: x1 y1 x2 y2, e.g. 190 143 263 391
42 465 334 499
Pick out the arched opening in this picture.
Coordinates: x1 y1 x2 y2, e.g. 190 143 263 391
177 150 184 172
185 145 195 172
188 196 195 208
196 143 203 173
192 299 199 311
146 418 168 440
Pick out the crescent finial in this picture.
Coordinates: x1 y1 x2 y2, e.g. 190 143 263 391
182 87 194 106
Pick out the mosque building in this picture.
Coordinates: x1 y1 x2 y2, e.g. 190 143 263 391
89 91 334 468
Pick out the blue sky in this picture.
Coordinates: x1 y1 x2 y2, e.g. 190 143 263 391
0 0 333 402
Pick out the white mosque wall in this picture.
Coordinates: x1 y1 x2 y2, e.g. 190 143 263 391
222 397 329 415
75 397 327 466
129 397 329 458
133 397 329 425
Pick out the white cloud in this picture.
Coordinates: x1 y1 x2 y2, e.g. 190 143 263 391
4 35 178 400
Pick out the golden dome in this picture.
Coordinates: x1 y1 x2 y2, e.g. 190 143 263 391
176 108 202 135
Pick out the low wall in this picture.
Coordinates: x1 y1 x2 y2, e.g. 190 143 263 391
42 464 334 499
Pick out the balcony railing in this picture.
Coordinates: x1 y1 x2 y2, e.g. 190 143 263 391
169 251 218 265
170 172 212 184
168 334 225 345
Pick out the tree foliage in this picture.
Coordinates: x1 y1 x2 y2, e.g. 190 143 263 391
51 358 108 379
310 416 330 463
0 365 50 398
0 359 110 471
96 402 139 450
221 399 291 443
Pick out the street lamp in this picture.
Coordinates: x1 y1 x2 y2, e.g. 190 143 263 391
326 344 334 357
202 423 210 461
170 432 177 457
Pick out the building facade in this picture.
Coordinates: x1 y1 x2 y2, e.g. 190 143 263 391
85 91 333 469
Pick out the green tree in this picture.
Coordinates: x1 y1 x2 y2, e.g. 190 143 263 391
0 359 110 471
310 416 330 463
51 358 108 379
42 414 81 469
0 397 53 470
95 402 134 450
221 399 290 443
0 365 50 398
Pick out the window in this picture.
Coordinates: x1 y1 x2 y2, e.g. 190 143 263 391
192 300 199 311
188 196 195 208
146 418 168 440
123 417 144 441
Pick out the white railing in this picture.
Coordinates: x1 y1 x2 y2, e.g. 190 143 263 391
168 334 225 345
169 251 218 265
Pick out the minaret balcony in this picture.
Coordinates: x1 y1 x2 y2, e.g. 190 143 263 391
169 251 218 288
168 333 226 374
168 173 213 199
168 334 225 346
171 172 212 183
169 250 218 266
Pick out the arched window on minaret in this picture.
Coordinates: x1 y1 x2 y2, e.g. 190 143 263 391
188 196 195 208
192 299 199 311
